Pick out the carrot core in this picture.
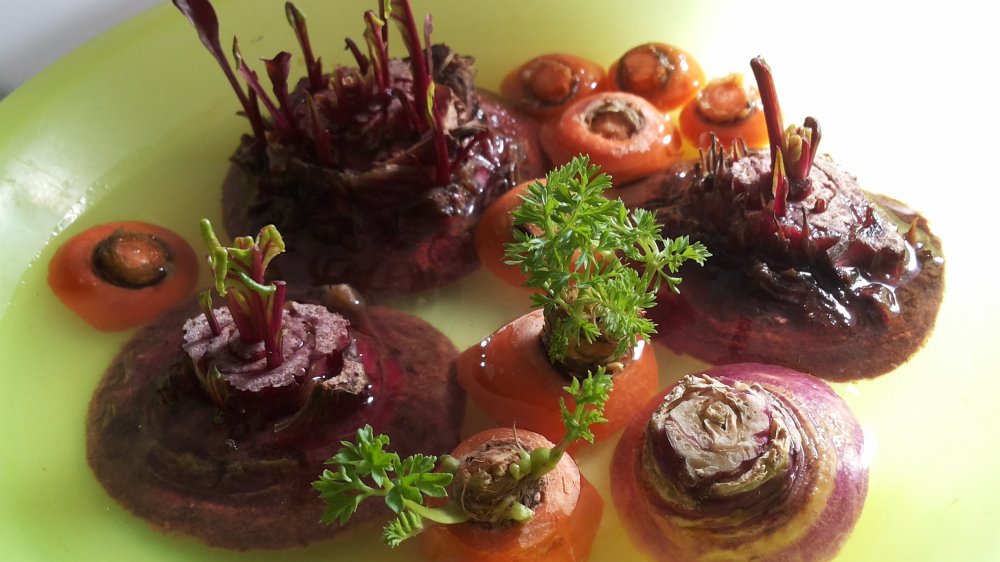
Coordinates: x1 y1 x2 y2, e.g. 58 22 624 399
526 58 576 103
587 102 642 141
617 46 672 94
93 229 173 288
697 76 753 123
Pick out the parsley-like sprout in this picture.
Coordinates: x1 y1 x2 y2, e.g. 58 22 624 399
505 155 710 367
313 369 613 547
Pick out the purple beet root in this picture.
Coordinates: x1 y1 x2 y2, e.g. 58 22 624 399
86 298 464 550
619 57 944 380
612 363 868 562
173 0 545 297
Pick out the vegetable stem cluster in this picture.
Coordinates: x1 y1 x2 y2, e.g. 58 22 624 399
313 370 613 546
505 155 710 365
198 219 286 369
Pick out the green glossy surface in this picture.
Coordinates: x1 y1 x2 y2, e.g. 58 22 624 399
1 1 998 560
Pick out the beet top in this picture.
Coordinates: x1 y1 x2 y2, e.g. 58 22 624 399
175 0 544 296
618 57 944 379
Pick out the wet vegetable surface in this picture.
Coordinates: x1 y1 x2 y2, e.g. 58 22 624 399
612 363 868 561
1 1 996 561
619 58 945 380
87 301 463 550
173 0 546 297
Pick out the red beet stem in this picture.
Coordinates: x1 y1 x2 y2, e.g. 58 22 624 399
264 52 300 137
750 56 785 168
424 14 451 185
199 292 222 336
344 37 370 76
802 115 822 176
265 281 287 369
772 151 788 218
363 10 391 92
172 0 267 139
233 39 290 134
285 2 324 92
307 95 333 167
390 0 432 135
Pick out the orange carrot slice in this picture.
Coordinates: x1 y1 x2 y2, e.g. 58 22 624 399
48 221 199 331
540 91 682 184
608 42 704 111
501 53 608 121
456 309 658 447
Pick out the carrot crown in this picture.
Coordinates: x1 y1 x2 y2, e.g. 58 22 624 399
505 155 711 367
313 369 614 546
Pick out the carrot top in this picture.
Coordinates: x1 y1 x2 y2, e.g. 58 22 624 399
313 370 613 547
504 155 710 367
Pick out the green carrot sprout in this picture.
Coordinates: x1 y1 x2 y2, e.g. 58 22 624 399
312 425 467 547
505 155 711 364
313 369 613 547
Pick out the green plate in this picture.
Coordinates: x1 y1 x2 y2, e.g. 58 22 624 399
1 1 997 560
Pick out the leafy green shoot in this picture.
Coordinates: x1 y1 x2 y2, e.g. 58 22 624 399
312 425 467 548
508 368 613 481
198 219 287 369
314 370 612 546
505 155 711 364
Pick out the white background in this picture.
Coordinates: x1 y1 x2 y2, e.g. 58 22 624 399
0 0 161 96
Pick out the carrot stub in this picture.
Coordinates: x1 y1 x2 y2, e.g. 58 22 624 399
608 42 704 112
419 428 603 562
500 53 607 121
540 91 682 185
678 73 769 149
473 179 538 287
48 221 199 331
456 309 658 447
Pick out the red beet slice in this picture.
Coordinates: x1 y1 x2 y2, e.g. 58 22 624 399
620 146 944 380
86 301 463 550
176 0 546 298
223 90 545 298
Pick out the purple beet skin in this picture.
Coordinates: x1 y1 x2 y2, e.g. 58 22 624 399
618 57 944 380
175 0 545 298
612 363 868 562
86 298 464 550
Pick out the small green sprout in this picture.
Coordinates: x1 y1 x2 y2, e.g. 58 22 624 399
504 155 711 365
313 369 613 547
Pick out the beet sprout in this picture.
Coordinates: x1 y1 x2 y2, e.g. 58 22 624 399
234 38 290 133
390 0 431 133
285 2 324 92
772 151 788 218
422 13 451 185
750 56 785 168
307 95 333 167
750 56 823 183
200 219 288 369
198 291 221 336
245 89 265 138
176 0 464 189
345 37 371 76
364 10 392 92
173 0 266 139
427 83 451 185
264 51 299 137
804 116 822 162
